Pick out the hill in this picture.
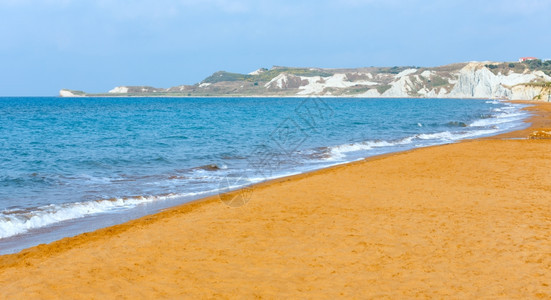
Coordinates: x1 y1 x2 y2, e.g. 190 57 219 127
60 60 551 101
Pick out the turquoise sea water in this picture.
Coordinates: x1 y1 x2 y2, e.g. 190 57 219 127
0 97 530 253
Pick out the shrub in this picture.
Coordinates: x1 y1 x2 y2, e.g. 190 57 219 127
376 85 392 94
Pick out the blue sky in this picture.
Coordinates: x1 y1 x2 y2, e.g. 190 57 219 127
0 0 550 96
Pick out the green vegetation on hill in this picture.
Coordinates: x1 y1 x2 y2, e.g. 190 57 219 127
379 66 420 74
253 67 332 82
202 71 253 83
376 85 392 94
524 59 551 76
346 87 372 95
485 60 551 76
202 67 334 84
484 62 527 75
68 90 86 96
425 76 449 89
521 81 551 88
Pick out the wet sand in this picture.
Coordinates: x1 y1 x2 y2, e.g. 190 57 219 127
1 101 550 299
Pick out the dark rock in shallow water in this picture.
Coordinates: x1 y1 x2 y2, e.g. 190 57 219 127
196 164 221 171
447 121 468 127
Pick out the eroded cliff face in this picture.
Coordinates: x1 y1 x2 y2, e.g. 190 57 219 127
448 63 512 98
509 84 551 101
447 63 550 100
61 62 551 101
367 62 550 100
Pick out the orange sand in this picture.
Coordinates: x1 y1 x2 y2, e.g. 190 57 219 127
1 102 550 299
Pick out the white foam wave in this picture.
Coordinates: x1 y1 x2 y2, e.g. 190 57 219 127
325 104 528 162
328 140 398 159
0 193 200 239
470 111 528 127
416 131 456 140
327 137 417 160
420 129 499 140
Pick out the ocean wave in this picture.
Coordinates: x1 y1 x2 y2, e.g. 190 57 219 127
0 99 530 241
417 129 498 140
469 112 528 127
327 137 415 160
0 193 207 239
0 174 60 187
324 104 528 161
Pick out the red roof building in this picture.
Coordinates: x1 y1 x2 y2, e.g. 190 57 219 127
519 57 538 62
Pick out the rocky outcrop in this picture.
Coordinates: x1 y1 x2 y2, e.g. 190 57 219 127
511 84 551 101
59 89 85 97
265 73 306 90
448 63 512 98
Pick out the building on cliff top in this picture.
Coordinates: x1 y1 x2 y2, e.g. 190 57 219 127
519 57 538 62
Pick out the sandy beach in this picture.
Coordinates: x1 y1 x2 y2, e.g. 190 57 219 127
0 101 550 299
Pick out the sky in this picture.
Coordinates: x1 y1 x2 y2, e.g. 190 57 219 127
0 0 550 96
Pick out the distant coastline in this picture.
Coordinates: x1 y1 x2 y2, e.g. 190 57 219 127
61 60 551 101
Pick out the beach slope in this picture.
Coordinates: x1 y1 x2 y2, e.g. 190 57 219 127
1 102 550 298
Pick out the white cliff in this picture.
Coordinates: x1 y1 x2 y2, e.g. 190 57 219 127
344 62 550 100
264 73 305 89
382 75 415 97
59 89 84 97
511 84 551 101
108 86 164 94
447 62 549 100
60 62 551 101
109 86 129 94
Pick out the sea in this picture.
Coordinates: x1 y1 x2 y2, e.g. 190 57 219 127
0 97 531 254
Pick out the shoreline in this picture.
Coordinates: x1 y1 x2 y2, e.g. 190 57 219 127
0 100 546 248
55 95 537 100
491 100 551 139
1 100 550 297
0 99 529 252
